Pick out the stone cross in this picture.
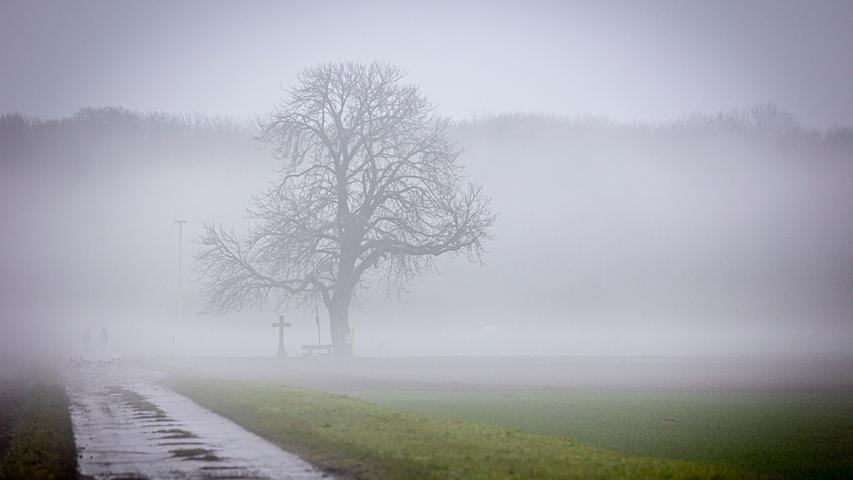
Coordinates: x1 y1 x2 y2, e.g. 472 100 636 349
272 315 292 357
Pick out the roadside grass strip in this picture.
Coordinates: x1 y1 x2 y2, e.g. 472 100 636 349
0 381 78 480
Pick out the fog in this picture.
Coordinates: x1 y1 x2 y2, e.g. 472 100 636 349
3 0 853 128
1 1 852 362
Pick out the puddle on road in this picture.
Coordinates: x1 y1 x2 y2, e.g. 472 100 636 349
67 365 330 479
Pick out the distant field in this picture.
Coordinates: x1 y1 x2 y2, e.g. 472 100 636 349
169 377 743 480
355 389 853 479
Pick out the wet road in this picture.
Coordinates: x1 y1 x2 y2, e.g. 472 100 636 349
66 365 329 480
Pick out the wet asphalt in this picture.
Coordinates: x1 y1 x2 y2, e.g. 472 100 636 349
66 365 329 480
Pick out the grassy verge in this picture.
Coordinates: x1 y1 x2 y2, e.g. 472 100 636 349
0 379 79 480
0 380 28 458
354 390 853 479
167 377 744 480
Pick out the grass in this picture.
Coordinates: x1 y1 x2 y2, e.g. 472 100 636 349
0 379 79 480
354 389 853 479
0 380 28 457
168 377 744 480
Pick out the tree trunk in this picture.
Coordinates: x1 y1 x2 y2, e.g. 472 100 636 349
328 296 353 356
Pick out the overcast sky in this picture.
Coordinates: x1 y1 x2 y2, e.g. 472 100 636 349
1 0 851 128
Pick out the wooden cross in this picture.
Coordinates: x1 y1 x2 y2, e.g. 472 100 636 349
272 315 292 357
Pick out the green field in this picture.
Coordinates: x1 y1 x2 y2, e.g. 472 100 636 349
0 377 79 480
168 377 747 480
354 389 853 479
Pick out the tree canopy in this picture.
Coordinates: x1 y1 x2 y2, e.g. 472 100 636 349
197 62 495 354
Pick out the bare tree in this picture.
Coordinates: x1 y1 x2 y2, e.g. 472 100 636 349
197 62 495 355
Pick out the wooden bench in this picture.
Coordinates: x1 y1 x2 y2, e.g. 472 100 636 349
301 344 334 356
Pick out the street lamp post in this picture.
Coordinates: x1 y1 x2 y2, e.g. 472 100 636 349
174 219 187 355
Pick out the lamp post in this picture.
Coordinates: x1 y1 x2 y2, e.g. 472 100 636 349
174 219 187 355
